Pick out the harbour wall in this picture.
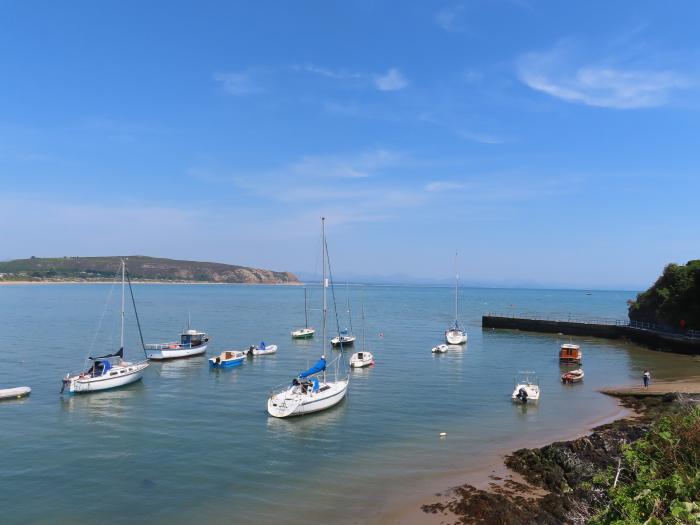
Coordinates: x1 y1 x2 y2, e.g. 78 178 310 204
482 315 700 355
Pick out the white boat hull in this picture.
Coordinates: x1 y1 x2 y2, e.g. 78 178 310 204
0 387 31 400
147 344 207 360
432 344 449 353
252 344 278 356
445 329 467 345
512 384 540 404
267 378 348 418
291 328 315 339
349 352 373 368
65 361 149 393
331 336 356 347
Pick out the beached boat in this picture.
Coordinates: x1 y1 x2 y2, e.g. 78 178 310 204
267 217 349 418
432 344 449 353
61 260 149 394
145 321 210 360
512 372 540 404
0 386 31 400
561 368 584 384
249 342 278 356
291 287 315 339
445 253 467 345
209 350 246 368
560 343 582 364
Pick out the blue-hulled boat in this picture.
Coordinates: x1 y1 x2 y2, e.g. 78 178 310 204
208 350 246 368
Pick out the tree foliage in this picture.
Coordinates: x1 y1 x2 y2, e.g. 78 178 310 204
591 405 700 524
628 260 700 330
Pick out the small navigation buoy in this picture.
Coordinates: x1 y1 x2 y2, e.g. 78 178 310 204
439 432 447 438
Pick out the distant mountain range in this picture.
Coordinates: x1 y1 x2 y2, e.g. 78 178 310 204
0 256 299 284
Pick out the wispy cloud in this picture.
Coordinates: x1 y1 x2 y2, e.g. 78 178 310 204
213 71 260 95
289 149 403 179
435 4 466 32
291 64 363 81
459 130 506 144
375 68 408 91
517 42 689 109
425 181 468 192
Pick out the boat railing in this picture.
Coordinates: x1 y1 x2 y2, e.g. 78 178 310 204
144 342 187 350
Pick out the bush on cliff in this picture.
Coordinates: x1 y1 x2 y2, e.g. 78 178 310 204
628 260 700 330
591 405 700 524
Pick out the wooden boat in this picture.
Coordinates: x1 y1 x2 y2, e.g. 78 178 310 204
208 351 246 368
560 343 582 364
561 369 584 384
0 386 31 400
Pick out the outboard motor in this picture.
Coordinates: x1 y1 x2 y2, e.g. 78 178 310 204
517 387 528 404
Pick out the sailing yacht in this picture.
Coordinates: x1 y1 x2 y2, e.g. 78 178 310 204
445 253 468 345
331 285 356 347
291 287 315 339
268 218 349 418
350 299 374 368
61 260 149 394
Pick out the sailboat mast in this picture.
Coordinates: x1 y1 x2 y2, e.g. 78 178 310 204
304 287 308 329
454 252 459 324
347 283 353 334
321 218 327 381
120 259 125 350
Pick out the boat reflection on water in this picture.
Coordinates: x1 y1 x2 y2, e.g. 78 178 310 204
265 396 348 437
154 354 206 379
59 380 146 416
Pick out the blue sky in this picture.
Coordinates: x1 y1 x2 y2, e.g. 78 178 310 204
1 1 699 288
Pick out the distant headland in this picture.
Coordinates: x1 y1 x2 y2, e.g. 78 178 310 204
0 256 299 285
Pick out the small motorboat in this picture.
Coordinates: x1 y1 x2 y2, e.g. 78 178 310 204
249 342 278 356
561 368 584 384
512 372 540 404
209 351 246 368
560 343 582 364
146 328 210 360
432 344 448 353
349 351 374 368
0 386 31 400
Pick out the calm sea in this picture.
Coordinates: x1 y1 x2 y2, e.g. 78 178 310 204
1 284 698 525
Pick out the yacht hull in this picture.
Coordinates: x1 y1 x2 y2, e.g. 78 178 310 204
65 361 149 394
147 344 207 360
445 330 467 345
267 379 348 418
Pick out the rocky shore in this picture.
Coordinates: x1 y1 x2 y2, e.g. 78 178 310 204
421 394 699 524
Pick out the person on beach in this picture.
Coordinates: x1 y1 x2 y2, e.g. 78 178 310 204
643 369 651 388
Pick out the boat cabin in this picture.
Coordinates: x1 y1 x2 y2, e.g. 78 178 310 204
180 329 208 348
559 343 582 364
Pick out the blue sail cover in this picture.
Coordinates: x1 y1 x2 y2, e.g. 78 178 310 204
298 357 326 378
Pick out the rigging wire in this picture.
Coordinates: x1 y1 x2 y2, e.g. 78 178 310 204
125 268 148 359
85 269 120 364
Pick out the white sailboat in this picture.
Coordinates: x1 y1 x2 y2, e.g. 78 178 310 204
291 287 315 339
445 253 467 345
350 299 374 368
331 284 356 347
268 218 349 418
62 260 149 394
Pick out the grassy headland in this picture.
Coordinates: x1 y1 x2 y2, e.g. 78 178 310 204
0 256 299 284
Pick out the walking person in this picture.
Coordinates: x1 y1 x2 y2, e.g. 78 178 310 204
643 369 651 389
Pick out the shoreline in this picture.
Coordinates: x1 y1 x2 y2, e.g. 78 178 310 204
380 378 700 525
0 280 302 286
373 400 634 524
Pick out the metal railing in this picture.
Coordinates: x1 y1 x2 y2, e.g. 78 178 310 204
484 312 700 340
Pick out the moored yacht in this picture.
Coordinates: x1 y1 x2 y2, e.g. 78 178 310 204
267 217 349 418
291 287 315 339
61 260 149 394
444 253 467 345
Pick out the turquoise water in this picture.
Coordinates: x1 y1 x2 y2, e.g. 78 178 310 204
1 284 698 525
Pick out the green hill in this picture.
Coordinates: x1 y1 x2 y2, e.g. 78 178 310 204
628 260 700 330
0 256 298 284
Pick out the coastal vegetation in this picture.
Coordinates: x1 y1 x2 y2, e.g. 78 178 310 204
422 395 700 524
0 256 298 284
628 260 700 330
